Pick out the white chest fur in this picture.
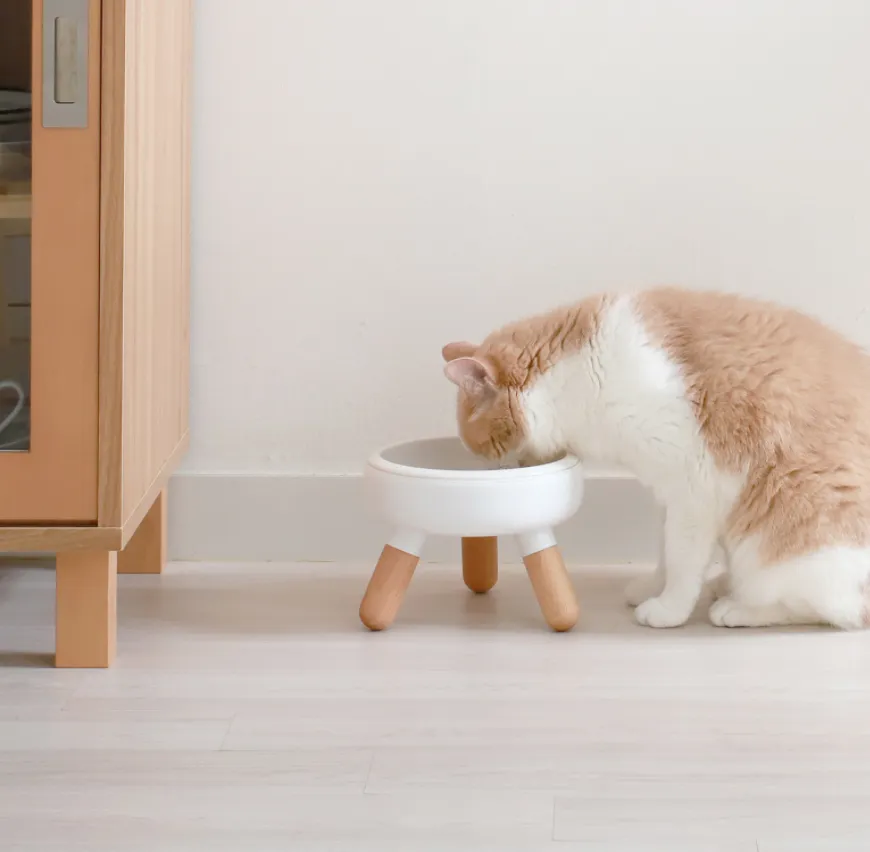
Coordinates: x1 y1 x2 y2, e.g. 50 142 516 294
521 295 744 518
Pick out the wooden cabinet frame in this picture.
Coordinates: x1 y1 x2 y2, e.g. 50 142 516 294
0 0 192 667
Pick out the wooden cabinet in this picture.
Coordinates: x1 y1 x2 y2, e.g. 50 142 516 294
0 0 191 667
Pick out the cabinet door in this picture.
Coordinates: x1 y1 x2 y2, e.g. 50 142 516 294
0 0 99 522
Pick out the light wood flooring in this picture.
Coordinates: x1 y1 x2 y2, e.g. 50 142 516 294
1 559 870 850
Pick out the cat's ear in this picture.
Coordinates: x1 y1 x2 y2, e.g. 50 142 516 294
442 341 478 362
444 356 497 395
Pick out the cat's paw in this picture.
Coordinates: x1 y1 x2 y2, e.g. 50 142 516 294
709 597 750 627
634 596 690 628
624 574 663 607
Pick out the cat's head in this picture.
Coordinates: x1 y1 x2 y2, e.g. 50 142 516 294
441 341 529 462
441 298 607 464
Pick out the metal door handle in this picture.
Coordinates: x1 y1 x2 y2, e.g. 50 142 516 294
43 0 89 128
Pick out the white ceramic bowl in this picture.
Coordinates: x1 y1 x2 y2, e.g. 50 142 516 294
365 437 583 553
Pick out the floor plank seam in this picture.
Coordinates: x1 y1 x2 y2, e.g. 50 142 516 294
216 715 236 751
362 751 376 794
550 795 557 842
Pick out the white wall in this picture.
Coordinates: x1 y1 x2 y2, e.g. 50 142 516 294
188 0 870 476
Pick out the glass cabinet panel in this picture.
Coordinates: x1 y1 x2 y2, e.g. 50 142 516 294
0 0 100 522
0 0 32 451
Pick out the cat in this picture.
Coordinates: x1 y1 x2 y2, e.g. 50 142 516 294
442 288 870 630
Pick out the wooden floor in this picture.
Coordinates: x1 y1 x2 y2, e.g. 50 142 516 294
1 559 870 851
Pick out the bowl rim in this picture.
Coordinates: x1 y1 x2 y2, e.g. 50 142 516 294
367 436 581 481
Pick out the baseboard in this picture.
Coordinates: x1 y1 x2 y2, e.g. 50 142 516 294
168 472 660 565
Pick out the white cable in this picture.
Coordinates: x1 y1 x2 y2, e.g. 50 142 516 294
0 379 26 450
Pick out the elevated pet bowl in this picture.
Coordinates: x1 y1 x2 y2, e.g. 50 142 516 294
359 437 584 631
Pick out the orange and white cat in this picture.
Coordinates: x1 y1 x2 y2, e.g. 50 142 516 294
443 288 870 629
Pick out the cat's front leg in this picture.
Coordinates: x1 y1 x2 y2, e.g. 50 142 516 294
625 510 667 606
634 506 717 628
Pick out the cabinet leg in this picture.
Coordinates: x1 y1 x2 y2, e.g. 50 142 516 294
56 550 118 668
462 536 498 593
119 489 167 574
517 530 579 632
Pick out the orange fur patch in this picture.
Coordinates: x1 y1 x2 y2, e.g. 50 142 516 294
636 288 870 563
478 296 610 390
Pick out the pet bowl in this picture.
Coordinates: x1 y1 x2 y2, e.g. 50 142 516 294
359 437 584 632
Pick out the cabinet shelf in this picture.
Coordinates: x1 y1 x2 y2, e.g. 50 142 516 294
0 187 31 220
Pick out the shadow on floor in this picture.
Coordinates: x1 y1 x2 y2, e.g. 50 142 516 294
117 564 670 638
0 651 54 668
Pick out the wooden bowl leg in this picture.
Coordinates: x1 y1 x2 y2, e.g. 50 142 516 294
359 537 422 631
462 536 498 593
518 531 579 632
